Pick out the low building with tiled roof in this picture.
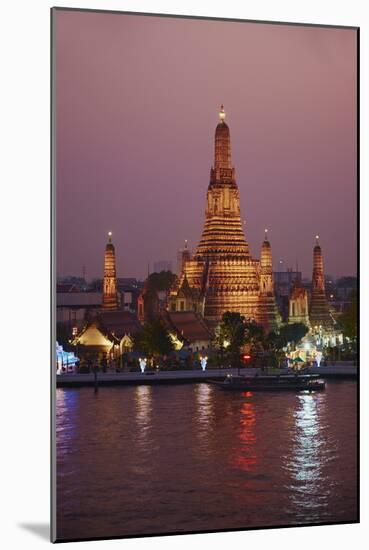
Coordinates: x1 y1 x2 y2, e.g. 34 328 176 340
73 310 142 358
162 310 212 352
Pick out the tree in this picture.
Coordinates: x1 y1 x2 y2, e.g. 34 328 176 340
147 271 177 292
133 320 174 359
244 320 265 349
339 290 357 341
214 312 266 367
215 312 246 356
276 323 309 349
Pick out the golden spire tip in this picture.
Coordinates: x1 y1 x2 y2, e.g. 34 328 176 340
219 104 226 122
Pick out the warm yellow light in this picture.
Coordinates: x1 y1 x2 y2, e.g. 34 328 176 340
108 231 112 237
219 104 226 121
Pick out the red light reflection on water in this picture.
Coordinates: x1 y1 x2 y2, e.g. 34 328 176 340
231 398 258 472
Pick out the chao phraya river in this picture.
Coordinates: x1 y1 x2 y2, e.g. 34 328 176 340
56 380 357 540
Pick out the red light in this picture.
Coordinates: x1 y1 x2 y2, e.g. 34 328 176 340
243 354 251 360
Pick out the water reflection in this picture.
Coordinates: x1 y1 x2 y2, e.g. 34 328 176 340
56 382 357 539
283 392 328 519
232 395 258 472
194 384 214 456
134 386 152 449
196 384 213 427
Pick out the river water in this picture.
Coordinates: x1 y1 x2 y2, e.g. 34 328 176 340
56 380 357 540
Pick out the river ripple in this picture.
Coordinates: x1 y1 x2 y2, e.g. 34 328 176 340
56 380 357 540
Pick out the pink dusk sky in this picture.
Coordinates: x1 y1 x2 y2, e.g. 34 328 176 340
55 9 357 281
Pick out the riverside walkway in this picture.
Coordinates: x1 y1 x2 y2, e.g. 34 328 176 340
56 364 357 387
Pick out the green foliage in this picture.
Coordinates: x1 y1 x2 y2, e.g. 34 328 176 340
133 320 174 357
147 271 177 292
339 290 357 340
270 322 309 350
215 312 247 354
244 319 265 348
215 312 266 366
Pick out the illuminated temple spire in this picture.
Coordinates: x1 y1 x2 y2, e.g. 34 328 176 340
258 229 281 331
183 106 260 326
214 104 232 170
102 231 119 310
309 235 333 330
194 105 250 259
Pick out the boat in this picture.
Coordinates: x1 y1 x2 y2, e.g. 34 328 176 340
212 373 325 392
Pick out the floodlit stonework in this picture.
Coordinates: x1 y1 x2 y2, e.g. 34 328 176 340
179 106 281 330
309 236 334 330
102 232 119 310
288 278 310 327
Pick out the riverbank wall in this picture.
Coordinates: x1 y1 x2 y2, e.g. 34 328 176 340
56 364 357 388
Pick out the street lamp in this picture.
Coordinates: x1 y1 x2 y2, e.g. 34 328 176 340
200 356 208 371
139 357 147 373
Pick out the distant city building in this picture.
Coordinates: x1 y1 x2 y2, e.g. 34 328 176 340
117 278 140 312
153 260 173 273
117 278 139 289
336 276 357 301
102 232 119 310
56 292 102 330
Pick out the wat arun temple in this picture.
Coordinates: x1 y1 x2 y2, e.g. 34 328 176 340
169 106 282 331
99 105 337 339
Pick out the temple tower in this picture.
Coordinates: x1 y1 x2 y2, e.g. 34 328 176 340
102 231 119 310
288 278 310 327
258 230 282 331
177 239 191 276
309 236 333 330
184 106 260 327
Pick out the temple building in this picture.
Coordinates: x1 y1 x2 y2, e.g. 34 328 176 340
288 278 310 327
72 310 142 359
102 231 119 310
309 236 334 331
167 273 204 313
177 239 191 275
175 105 280 330
258 230 282 331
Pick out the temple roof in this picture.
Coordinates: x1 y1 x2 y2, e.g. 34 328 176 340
164 311 212 343
97 310 141 338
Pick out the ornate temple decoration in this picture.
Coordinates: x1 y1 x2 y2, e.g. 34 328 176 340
258 230 282 331
102 231 119 310
180 106 280 329
167 273 204 314
309 236 334 330
288 277 310 327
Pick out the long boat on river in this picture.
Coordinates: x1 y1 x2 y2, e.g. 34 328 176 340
212 373 325 392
